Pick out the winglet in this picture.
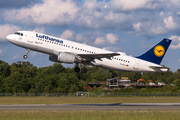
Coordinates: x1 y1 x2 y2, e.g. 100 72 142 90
136 38 172 65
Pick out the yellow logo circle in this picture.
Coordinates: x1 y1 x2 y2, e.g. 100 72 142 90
154 45 165 57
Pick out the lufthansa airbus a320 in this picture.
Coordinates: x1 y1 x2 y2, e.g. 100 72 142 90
6 30 172 73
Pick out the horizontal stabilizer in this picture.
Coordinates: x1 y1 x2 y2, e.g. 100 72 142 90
149 66 171 70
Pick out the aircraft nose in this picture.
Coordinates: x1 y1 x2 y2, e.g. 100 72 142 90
6 34 13 42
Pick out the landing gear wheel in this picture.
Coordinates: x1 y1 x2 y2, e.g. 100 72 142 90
23 55 28 59
81 67 87 73
74 67 80 72
23 49 29 59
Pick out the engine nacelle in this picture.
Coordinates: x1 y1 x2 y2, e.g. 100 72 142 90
49 52 81 64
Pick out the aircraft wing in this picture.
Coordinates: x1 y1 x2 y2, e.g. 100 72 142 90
77 53 120 61
53 49 120 61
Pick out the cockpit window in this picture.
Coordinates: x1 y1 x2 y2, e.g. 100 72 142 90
14 32 20 35
14 32 23 36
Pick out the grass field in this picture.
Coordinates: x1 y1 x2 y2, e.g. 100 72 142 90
0 110 179 120
0 96 180 104
0 97 179 120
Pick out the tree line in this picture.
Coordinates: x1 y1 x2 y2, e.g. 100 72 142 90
0 60 180 93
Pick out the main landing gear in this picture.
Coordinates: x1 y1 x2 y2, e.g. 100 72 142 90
74 63 88 73
74 66 80 72
23 49 29 59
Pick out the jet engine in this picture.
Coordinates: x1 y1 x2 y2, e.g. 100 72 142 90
49 52 81 64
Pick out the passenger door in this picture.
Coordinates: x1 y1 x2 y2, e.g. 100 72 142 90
134 59 139 70
28 32 34 43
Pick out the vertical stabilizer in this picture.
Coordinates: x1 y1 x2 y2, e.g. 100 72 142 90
136 38 172 64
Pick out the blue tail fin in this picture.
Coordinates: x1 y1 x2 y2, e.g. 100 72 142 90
136 38 172 65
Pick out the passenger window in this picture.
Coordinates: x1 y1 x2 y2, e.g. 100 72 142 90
21 33 23 36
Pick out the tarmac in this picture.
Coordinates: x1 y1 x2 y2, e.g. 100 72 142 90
0 103 180 111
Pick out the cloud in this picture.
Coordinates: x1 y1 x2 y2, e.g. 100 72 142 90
164 16 176 29
94 37 105 45
106 33 119 44
0 24 21 41
108 0 162 11
94 33 119 45
171 0 180 6
30 51 44 58
13 54 19 60
169 36 180 49
60 30 75 40
0 49 2 55
133 22 142 31
2 0 180 38
34 27 46 34
59 30 119 47
3 0 78 26
0 0 43 9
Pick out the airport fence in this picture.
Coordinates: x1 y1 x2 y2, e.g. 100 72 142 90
0 92 180 97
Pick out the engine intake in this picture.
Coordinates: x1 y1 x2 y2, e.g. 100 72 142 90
49 52 81 64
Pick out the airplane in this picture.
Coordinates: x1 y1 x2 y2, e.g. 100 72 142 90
6 30 172 73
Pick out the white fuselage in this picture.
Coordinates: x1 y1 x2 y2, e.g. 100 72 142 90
6 31 167 72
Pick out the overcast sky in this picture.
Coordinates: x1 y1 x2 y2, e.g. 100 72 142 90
0 0 180 72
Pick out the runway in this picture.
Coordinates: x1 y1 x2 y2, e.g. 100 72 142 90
0 103 180 111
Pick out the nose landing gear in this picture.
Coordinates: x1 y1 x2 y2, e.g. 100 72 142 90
23 49 29 59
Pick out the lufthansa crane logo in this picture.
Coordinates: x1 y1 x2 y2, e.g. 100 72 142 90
154 45 165 57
